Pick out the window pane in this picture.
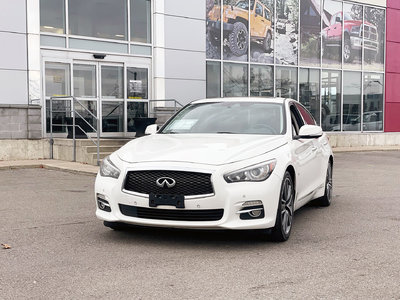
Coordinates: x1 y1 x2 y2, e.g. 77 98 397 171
321 70 341 131
40 35 66 47
364 7 385 72
223 0 249 62
343 3 362 70
299 68 320 124
75 100 97 132
276 66 297 100
69 38 129 53
250 0 274 64
363 73 383 131
40 0 65 34
207 0 221 59
322 0 342 68
102 101 124 132
276 0 298 65
45 62 70 97
127 102 149 132
69 0 127 40
131 0 151 43
343 72 361 131
101 66 124 99
127 67 148 99
300 0 320 67
73 65 96 98
223 63 248 97
46 99 71 133
250 65 273 97
206 61 221 98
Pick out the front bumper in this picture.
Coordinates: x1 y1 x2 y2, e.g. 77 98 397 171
95 164 282 230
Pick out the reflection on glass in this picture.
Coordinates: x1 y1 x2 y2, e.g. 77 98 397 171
102 101 124 132
250 65 273 97
343 72 361 131
322 0 342 68
321 70 341 131
299 68 320 125
363 73 383 131
69 0 127 40
46 99 71 133
223 63 248 97
127 67 148 99
40 0 65 34
45 62 70 97
364 7 385 71
276 67 297 100
131 0 151 43
206 0 221 59
75 100 97 132
300 0 320 66
127 102 149 132
250 0 274 64
206 61 221 98
223 0 249 62
276 0 298 65
101 66 124 99
343 3 362 69
73 65 96 98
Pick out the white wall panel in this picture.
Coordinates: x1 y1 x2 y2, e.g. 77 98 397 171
164 0 206 19
165 78 206 105
0 32 27 70
0 0 26 33
164 49 205 80
0 70 28 104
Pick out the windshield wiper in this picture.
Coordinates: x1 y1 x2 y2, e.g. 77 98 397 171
216 131 236 134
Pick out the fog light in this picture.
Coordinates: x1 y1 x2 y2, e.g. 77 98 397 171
242 200 263 207
97 197 111 212
237 200 264 220
249 210 262 218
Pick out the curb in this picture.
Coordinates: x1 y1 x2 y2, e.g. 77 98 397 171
0 162 98 176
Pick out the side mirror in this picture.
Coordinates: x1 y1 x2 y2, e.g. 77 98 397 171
295 125 323 139
145 124 158 135
336 16 341 23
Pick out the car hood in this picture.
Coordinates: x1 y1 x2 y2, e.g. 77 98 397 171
117 134 287 166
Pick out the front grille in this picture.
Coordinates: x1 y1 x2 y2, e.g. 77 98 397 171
119 204 224 221
124 170 214 196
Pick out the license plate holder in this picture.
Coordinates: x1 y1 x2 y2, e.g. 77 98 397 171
149 194 185 208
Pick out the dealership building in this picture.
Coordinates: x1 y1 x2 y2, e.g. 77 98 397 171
0 0 399 162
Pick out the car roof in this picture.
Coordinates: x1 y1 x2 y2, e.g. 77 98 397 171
191 97 293 105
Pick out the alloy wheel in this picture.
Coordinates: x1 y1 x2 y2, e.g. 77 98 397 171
280 176 294 235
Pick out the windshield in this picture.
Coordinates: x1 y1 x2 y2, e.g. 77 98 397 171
160 102 286 135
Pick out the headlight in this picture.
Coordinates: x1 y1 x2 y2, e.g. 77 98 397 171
224 159 276 183
100 156 121 179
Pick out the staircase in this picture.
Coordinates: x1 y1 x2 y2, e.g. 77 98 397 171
52 138 131 166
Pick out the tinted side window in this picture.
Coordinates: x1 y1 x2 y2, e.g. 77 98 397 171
290 105 304 137
295 103 316 125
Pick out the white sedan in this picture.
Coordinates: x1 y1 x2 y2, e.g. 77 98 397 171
95 98 333 242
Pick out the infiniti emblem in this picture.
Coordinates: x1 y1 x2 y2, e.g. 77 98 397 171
156 177 176 188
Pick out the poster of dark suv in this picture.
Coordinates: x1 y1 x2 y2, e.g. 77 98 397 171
250 0 274 64
364 7 385 71
300 0 321 67
206 0 222 59
275 0 298 65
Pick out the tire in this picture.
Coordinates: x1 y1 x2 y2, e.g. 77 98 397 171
103 221 125 231
314 162 333 207
270 171 295 242
228 22 248 56
263 31 272 53
343 36 354 63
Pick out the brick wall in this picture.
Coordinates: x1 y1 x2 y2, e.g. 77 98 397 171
0 105 42 139
385 0 400 132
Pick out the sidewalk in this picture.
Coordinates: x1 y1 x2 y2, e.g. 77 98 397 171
0 146 399 176
0 159 98 176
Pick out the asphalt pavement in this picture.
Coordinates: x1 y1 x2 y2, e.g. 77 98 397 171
1 151 400 299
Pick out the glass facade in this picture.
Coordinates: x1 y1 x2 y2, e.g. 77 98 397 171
206 0 386 132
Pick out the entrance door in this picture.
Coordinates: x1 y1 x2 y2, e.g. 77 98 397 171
43 54 151 137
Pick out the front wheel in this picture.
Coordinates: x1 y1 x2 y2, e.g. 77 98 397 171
270 171 295 242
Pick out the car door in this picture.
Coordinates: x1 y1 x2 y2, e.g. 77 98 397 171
289 104 320 206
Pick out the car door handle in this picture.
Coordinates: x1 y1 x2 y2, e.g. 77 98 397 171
311 146 318 152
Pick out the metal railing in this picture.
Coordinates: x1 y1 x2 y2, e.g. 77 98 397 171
49 96 100 165
148 99 184 119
